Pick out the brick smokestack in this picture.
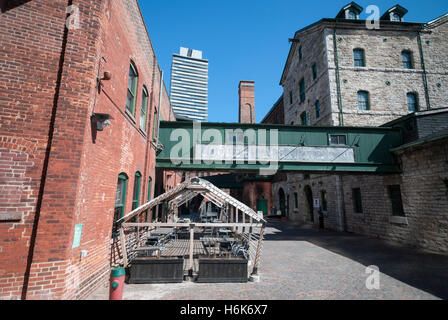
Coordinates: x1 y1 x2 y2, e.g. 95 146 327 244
239 81 255 123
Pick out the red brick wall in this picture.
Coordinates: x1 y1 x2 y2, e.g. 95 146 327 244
238 81 255 124
261 97 284 125
0 0 176 300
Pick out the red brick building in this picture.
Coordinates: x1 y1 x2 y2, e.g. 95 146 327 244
0 0 180 300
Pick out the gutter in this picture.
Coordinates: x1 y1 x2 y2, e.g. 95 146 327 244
417 31 431 110
333 19 344 126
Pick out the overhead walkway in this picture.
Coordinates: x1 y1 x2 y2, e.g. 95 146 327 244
156 121 403 173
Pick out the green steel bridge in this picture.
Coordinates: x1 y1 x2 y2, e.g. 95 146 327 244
156 121 403 174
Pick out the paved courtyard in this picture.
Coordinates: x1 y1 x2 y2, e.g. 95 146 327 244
87 219 448 300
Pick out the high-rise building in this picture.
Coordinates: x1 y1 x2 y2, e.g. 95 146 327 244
170 47 209 121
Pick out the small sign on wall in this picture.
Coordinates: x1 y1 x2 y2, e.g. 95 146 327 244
72 224 83 248
313 198 320 208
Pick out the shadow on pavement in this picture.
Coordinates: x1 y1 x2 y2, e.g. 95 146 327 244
263 218 448 299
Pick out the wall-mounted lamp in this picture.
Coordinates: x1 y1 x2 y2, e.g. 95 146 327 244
101 71 112 81
91 113 114 131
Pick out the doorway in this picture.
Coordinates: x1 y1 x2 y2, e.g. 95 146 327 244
304 186 314 222
278 188 286 217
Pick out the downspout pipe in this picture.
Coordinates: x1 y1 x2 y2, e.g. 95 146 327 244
333 20 344 126
417 30 431 110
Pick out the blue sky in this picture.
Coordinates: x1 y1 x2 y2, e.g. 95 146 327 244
138 0 447 123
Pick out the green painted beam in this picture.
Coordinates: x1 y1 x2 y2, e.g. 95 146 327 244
156 121 403 173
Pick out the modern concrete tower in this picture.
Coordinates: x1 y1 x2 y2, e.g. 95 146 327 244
170 47 209 121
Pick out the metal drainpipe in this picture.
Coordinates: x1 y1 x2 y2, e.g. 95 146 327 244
417 31 431 110
333 21 344 126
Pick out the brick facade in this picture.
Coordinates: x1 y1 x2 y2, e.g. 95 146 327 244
0 0 178 300
238 81 255 124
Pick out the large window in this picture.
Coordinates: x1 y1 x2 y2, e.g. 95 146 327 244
126 62 138 116
140 86 149 131
132 172 142 210
352 188 363 214
402 51 413 69
407 92 418 112
388 185 405 216
353 49 365 67
113 173 128 236
357 91 370 110
312 63 318 80
299 79 305 102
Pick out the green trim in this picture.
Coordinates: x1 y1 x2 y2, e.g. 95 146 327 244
132 172 142 210
140 87 149 131
390 133 448 152
126 62 138 116
111 267 125 278
116 173 128 219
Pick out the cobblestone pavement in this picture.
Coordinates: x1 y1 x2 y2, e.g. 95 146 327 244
87 219 448 300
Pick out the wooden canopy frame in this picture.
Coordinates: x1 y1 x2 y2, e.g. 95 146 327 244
117 177 266 278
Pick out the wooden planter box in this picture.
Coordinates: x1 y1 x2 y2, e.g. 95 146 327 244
197 257 248 283
127 257 184 284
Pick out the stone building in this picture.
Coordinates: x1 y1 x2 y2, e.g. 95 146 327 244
276 2 448 252
0 0 181 300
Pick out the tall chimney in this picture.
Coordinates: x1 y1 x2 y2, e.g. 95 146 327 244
238 81 255 124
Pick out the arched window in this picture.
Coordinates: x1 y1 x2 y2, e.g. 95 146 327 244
132 172 142 210
300 111 308 125
299 78 306 102
126 61 138 116
407 92 419 112
113 173 128 236
353 49 365 67
401 51 413 69
357 91 370 110
140 86 149 131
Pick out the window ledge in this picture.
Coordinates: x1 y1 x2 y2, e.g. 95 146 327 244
0 212 22 222
125 108 136 124
389 215 408 225
138 127 147 138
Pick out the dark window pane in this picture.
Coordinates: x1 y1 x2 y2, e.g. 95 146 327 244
388 185 405 216
358 91 369 110
354 49 365 67
407 93 418 112
402 51 413 69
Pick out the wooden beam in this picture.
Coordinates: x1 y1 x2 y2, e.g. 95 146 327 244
119 228 128 268
122 222 264 228
189 226 195 271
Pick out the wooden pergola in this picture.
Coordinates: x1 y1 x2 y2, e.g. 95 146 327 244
116 177 267 278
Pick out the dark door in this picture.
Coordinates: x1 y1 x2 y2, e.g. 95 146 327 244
279 188 286 216
304 186 314 222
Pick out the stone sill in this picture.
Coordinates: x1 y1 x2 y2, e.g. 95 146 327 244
389 215 408 225
0 213 22 222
